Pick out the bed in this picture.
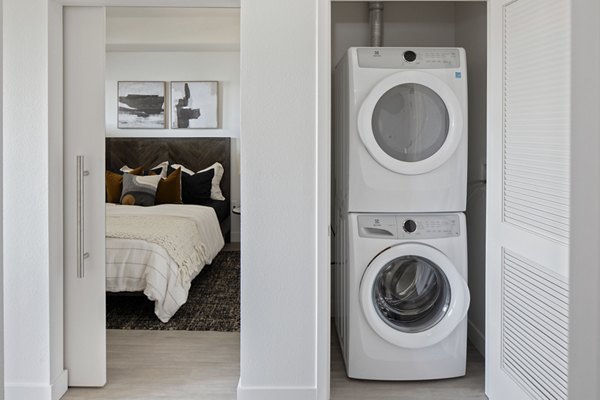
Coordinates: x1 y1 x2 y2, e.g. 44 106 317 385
105 137 231 322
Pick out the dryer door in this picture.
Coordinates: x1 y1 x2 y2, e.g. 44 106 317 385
358 71 463 175
359 243 469 349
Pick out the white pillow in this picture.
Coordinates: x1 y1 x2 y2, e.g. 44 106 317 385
172 162 226 201
119 165 136 173
171 163 195 176
120 161 169 179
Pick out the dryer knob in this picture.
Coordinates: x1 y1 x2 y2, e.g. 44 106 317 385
403 219 417 233
404 50 417 62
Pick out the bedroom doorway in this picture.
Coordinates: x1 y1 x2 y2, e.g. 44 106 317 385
63 5 242 398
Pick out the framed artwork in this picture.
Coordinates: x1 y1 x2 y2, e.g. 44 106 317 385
118 81 166 129
171 81 218 129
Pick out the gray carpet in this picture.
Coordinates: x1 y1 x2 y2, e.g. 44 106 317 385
106 250 240 331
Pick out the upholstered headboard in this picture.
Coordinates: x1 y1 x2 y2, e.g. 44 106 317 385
105 137 231 202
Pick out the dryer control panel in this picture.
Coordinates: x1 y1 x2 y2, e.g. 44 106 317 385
357 47 461 69
358 214 460 239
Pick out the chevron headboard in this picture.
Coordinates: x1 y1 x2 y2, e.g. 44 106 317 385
105 137 231 202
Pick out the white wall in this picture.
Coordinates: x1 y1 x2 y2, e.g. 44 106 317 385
3 0 67 399
238 0 328 398
105 51 241 240
332 1 457 67
106 7 240 51
0 0 3 395
455 1 487 357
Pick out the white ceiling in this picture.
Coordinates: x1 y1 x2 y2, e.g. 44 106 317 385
106 7 240 51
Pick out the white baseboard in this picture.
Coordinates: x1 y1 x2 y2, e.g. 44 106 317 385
5 370 68 400
237 380 317 400
468 319 485 358
52 369 69 400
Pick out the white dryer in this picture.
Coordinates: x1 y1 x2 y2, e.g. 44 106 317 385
333 212 470 380
332 47 468 213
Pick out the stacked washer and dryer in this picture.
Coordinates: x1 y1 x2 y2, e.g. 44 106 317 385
332 47 470 380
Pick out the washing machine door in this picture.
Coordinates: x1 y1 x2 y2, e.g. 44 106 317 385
359 243 469 349
357 71 463 175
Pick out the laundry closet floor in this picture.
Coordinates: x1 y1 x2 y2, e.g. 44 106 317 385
330 334 487 400
62 329 485 399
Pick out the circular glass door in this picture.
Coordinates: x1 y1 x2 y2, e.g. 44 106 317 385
372 84 449 163
373 255 451 333
358 71 463 175
359 243 469 349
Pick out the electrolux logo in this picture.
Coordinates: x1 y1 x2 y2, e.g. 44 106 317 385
373 50 381 57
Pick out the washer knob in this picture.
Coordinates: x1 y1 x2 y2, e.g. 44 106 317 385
403 219 417 233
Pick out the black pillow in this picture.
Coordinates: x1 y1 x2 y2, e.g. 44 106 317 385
180 168 215 204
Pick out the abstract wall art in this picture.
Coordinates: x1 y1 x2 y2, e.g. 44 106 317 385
118 81 166 129
171 81 218 129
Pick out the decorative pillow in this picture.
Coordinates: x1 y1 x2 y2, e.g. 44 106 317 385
148 161 169 179
105 166 144 203
150 167 183 205
198 162 226 201
181 168 215 205
119 165 139 173
170 163 195 176
120 173 162 206
171 162 226 201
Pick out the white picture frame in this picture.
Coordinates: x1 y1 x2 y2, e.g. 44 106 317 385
171 81 219 129
117 81 166 129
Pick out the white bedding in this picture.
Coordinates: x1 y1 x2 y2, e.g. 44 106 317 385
106 204 224 322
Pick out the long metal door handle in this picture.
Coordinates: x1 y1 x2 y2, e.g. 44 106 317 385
77 155 90 278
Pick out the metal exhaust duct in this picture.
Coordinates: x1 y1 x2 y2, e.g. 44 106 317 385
369 2 384 47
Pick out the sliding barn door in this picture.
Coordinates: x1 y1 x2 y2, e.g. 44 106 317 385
487 0 570 399
63 6 107 387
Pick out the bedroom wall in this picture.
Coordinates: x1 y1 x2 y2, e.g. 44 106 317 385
105 51 241 241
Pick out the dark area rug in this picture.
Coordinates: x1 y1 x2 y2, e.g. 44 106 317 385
106 250 240 332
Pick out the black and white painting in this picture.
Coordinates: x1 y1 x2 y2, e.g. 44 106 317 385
118 81 166 129
171 81 218 129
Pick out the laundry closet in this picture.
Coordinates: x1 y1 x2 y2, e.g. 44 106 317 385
331 1 571 399
331 0 488 362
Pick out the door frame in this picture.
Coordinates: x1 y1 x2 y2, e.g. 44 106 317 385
49 0 331 398
569 0 600 398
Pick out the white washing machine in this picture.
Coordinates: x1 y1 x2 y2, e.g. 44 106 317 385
332 47 468 213
333 212 470 380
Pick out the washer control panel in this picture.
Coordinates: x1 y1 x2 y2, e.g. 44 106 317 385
357 47 461 69
358 214 460 239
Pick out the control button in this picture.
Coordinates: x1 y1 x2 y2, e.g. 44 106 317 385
403 219 417 233
404 50 417 62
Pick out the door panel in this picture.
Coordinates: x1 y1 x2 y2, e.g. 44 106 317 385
63 6 106 387
487 0 570 399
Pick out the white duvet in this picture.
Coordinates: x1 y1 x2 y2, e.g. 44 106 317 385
106 204 224 322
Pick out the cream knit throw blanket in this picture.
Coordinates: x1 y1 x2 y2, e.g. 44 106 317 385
106 215 209 283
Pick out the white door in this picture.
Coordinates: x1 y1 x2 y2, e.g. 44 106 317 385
487 0 570 399
63 6 107 387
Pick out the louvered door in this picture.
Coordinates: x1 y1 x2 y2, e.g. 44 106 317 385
487 1 570 399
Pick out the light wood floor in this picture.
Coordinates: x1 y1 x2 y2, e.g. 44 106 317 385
62 330 240 400
62 329 485 399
